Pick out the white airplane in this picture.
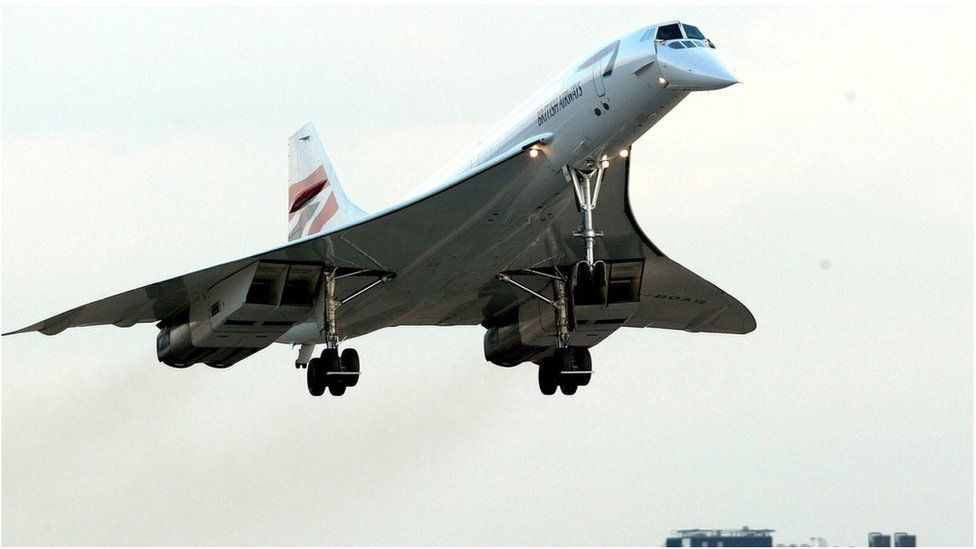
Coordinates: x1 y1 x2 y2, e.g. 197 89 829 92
4 21 755 397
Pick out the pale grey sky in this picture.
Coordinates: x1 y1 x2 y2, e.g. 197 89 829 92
1 5 972 546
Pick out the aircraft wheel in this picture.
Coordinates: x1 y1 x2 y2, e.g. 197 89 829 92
538 359 558 395
555 347 588 394
555 347 579 395
572 347 592 386
341 348 360 387
320 349 344 396
307 358 326 397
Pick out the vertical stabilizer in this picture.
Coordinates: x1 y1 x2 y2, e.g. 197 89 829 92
288 122 368 241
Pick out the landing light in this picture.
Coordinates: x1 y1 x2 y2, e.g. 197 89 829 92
528 148 540 158
600 160 610 169
658 76 668 86
619 149 629 158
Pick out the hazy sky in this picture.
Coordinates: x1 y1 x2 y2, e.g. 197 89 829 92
2 5 972 546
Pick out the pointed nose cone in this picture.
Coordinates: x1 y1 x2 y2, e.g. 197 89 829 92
685 58 739 90
659 47 739 91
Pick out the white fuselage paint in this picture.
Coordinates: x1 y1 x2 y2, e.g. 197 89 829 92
414 21 737 195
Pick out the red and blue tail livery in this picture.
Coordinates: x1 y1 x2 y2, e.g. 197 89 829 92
287 123 367 241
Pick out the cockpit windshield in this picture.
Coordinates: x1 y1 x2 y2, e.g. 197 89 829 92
656 24 682 41
682 24 705 40
654 22 714 49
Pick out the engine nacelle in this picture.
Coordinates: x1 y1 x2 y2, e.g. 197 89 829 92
484 260 646 367
483 324 545 367
156 310 258 368
156 261 323 368
483 299 554 367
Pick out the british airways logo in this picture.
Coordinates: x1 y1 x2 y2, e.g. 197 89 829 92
536 82 584 126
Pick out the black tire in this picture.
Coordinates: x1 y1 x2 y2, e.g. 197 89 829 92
572 347 592 386
538 359 558 395
307 358 326 397
553 347 572 365
556 347 583 395
320 349 343 396
341 348 360 387
320 348 339 363
320 349 340 376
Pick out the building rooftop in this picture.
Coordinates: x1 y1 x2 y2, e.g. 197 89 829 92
672 528 775 538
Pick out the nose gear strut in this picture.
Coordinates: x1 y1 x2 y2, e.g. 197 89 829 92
564 164 609 306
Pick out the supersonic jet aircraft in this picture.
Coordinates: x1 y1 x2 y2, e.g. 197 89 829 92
5 21 755 397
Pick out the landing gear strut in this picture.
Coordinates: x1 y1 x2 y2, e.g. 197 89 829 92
496 269 594 396
493 163 614 395
300 267 393 397
565 164 609 306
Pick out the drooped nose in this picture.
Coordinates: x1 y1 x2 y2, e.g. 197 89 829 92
658 44 739 91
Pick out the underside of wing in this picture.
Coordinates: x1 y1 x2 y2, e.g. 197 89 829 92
5 142 754 368
469 151 757 340
2 145 544 339
604 157 757 335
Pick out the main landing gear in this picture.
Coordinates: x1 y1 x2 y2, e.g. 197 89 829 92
297 268 393 397
307 348 360 396
538 347 592 395
496 163 611 395
497 269 595 396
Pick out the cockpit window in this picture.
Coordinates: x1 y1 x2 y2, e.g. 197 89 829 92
683 24 705 40
667 40 711 49
656 24 682 41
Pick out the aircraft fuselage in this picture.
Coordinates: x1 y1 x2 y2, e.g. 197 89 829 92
419 21 736 191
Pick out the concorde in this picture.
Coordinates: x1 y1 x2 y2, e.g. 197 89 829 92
5 21 755 396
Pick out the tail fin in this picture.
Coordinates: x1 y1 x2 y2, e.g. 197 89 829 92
287 122 368 241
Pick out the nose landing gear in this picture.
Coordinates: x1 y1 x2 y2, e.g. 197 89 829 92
565 164 609 306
